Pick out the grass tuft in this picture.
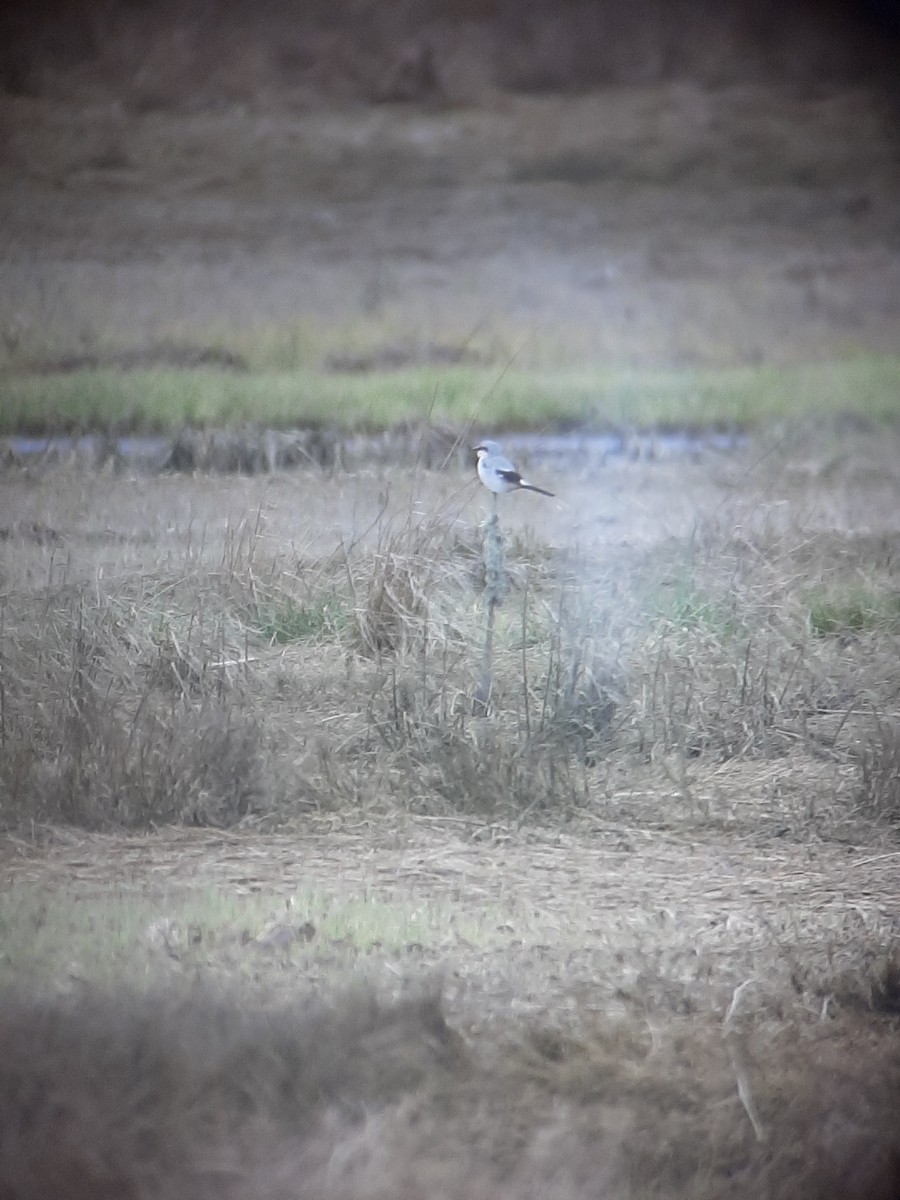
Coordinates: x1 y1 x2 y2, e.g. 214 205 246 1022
253 595 347 645
857 719 900 822
0 584 268 830
808 588 900 638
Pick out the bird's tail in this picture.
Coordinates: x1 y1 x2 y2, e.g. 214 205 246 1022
520 482 555 497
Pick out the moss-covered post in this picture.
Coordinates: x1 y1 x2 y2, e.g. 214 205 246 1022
473 494 508 715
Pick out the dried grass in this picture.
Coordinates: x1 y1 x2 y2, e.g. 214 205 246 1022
856 718 900 823
2 441 900 840
1 976 900 1200
0 981 464 1200
0 568 267 828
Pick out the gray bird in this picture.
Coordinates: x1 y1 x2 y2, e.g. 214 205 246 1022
473 440 554 497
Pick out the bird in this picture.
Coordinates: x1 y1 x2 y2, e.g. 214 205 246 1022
473 440 555 498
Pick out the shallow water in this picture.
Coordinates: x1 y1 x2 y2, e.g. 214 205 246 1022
2 427 743 474
503 429 743 462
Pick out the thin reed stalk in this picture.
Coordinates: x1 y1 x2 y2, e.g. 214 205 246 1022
473 507 507 715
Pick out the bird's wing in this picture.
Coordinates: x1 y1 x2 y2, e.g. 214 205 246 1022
496 467 524 486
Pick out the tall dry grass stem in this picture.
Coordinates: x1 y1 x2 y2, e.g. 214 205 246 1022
473 506 507 716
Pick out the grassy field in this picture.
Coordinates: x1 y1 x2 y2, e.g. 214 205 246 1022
2 421 900 1197
3 355 900 436
3 76 900 446
3 38 900 1195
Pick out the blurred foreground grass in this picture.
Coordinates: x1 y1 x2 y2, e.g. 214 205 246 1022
2 354 899 434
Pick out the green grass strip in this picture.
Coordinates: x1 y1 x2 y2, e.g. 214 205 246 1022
1 355 898 435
